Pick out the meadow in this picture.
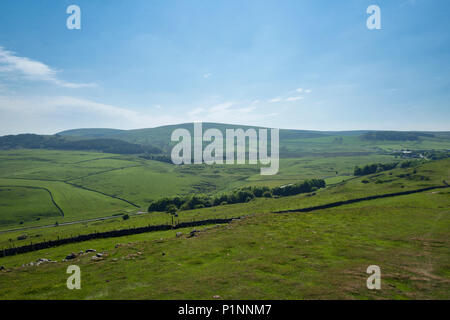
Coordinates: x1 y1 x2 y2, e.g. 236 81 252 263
0 159 448 299
1 158 447 250
0 148 400 230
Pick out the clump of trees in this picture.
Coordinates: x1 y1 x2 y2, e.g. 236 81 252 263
148 179 326 213
354 162 399 176
399 160 421 168
422 150 450 160
272 179 325 196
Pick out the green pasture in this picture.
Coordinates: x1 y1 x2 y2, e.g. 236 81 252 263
0 184 448 299
1 158 448 260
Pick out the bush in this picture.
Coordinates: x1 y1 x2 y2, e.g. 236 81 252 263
262 191 272 198
401 160 420 168
122 214 130 220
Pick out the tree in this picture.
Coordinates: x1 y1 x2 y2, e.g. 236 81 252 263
167 205 177 215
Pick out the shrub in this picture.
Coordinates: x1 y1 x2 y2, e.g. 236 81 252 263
262 191 272 198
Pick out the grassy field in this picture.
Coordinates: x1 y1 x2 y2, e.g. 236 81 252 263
0 148 403 230
0 186 60 225
0 160 450 248
1 158 448 250
0 168 448 299
0 177 135 227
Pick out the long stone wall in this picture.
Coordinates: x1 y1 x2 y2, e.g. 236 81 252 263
0 218 234 258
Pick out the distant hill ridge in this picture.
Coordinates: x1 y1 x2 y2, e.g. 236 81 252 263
1 123 449 157
57 122 450 146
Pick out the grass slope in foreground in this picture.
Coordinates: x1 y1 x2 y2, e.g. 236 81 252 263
0 187 448 299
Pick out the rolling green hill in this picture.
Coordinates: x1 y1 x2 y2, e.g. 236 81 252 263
0 134 161 154
0 158 448 299
58 123 450 156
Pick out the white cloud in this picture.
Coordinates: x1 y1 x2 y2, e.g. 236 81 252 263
270 88 311 103
0 95 279 135
0 47 96 88
270 96 304 103
0 95 175 134
203 73 212 79
269 97 283 103
285 96 303 102
186 101 278 125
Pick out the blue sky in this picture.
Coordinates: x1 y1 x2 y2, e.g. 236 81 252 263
0 0 449 134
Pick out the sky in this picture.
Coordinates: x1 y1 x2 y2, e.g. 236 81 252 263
0 0 449 135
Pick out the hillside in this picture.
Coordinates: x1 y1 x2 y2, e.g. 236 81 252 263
0 134 162 155
58 123 450 156
0 159 448 299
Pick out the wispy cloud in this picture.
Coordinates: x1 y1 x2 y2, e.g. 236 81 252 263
203 73 212 79
270 96 304 103
285 96 303 102
0 95 170 134
269 88 312 103
187 101 278 125
0 47 96 88
296 88 313 94
269 97 283 103
0 95 279 135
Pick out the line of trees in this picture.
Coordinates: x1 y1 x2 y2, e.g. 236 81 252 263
353 159 427 176
354 162 399 176
148 179 326 213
